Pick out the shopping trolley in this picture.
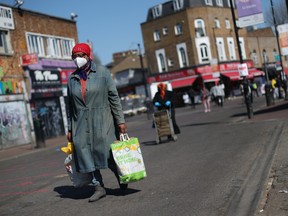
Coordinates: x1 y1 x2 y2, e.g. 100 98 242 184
152 107 178 144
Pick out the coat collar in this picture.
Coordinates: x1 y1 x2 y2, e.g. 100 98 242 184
71 62 97 80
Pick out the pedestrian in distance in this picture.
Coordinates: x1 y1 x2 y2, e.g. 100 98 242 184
152 83 181 134
188 88 197 109
201 85 211 112
67 43 128 202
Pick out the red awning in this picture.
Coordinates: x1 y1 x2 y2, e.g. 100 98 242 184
221 68 265 80
221 71 241 81
170 76 197 89
202 73 220 83
247 68 265 78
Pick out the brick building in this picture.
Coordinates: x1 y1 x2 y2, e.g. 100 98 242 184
0 3 78 149
140 0 282 100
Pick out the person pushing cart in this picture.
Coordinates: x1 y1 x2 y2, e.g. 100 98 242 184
152 83 180 144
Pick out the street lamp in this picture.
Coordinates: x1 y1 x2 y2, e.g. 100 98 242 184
263 49 274 106
228 0 253 118
137 43 149 98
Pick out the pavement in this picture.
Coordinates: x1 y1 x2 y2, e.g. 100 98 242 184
0 97 288 215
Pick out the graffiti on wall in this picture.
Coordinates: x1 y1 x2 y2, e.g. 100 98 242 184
34 99 64 138
0 101 31 148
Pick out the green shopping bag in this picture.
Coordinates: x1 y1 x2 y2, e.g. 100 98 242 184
111 134 147 184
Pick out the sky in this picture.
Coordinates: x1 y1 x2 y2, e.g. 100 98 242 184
0 0 164 65
0 0 286 65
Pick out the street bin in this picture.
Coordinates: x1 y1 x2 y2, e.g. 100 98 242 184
33 118 46 148
265 84 274 106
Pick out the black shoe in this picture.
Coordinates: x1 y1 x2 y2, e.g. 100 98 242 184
88 185 106 202
120 183 128 190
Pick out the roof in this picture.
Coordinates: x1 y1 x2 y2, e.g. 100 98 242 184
110 54 147 76
145 0 232 22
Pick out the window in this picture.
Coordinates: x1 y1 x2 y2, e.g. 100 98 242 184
225 18 231 29
173 0 184 11
216 0 223 7
216 38 226 61
155 49 167 73
251 49 258 65
196 38 211 63
174 23 183 35
205 0 213 6
26 32 75 59
153 30 161 42
163 26 168 36
152 4 163 19
176 43 189 68
27 34 45 57
227 37 236 60
239 37 247 59
0 30 13 54
200 43 209 62
214 18 220 29
195 19 206 37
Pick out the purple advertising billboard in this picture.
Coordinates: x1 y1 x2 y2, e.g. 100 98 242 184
236 0 264 27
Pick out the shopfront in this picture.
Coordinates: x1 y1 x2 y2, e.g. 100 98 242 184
29 69 65 139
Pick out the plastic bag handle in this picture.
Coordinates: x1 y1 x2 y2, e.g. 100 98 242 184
120 133 130 141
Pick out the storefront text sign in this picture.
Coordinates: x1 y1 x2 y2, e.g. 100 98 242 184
0 6 14 29
20 53 38 66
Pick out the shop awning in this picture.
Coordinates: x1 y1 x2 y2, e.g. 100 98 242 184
202 73 220 83
170 76 197 89
247 68 265 77
221 68 265 80
221 71 241 81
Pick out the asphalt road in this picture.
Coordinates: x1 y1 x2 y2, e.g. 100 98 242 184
0 96 286 216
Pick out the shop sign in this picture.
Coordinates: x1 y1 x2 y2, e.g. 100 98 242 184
219 60 253 71
238 63 249 77
20 53 38 66
147 69 195 83
0 6 14 29
60 70 74 84
30 70 61 87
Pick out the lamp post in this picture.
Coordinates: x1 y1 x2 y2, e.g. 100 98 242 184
263 49 274 106
137 43 149 98
229 0 253 118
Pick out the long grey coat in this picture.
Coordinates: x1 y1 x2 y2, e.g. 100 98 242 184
67 63 125 173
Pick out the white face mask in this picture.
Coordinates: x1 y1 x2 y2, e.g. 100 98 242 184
74 57 88 68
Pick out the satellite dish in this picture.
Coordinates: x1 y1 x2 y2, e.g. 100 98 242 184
14 0 24 7
70 12 78 20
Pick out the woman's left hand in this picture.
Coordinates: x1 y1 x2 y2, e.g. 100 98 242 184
118 123 127 134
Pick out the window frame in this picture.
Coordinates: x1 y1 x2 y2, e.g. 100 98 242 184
173 0 184 11
205 0 213 6
227 37 236 60
176 43 189 68
153 30 161 42
216 37 227 61
152 4 163 19
174 23 183 35
0 29 13 55
195 19 206 37
26 32 75 59
216 0 223 7
155 49 167 73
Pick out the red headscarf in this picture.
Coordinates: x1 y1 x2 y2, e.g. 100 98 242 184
157 83 167 99
72 43 91 58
